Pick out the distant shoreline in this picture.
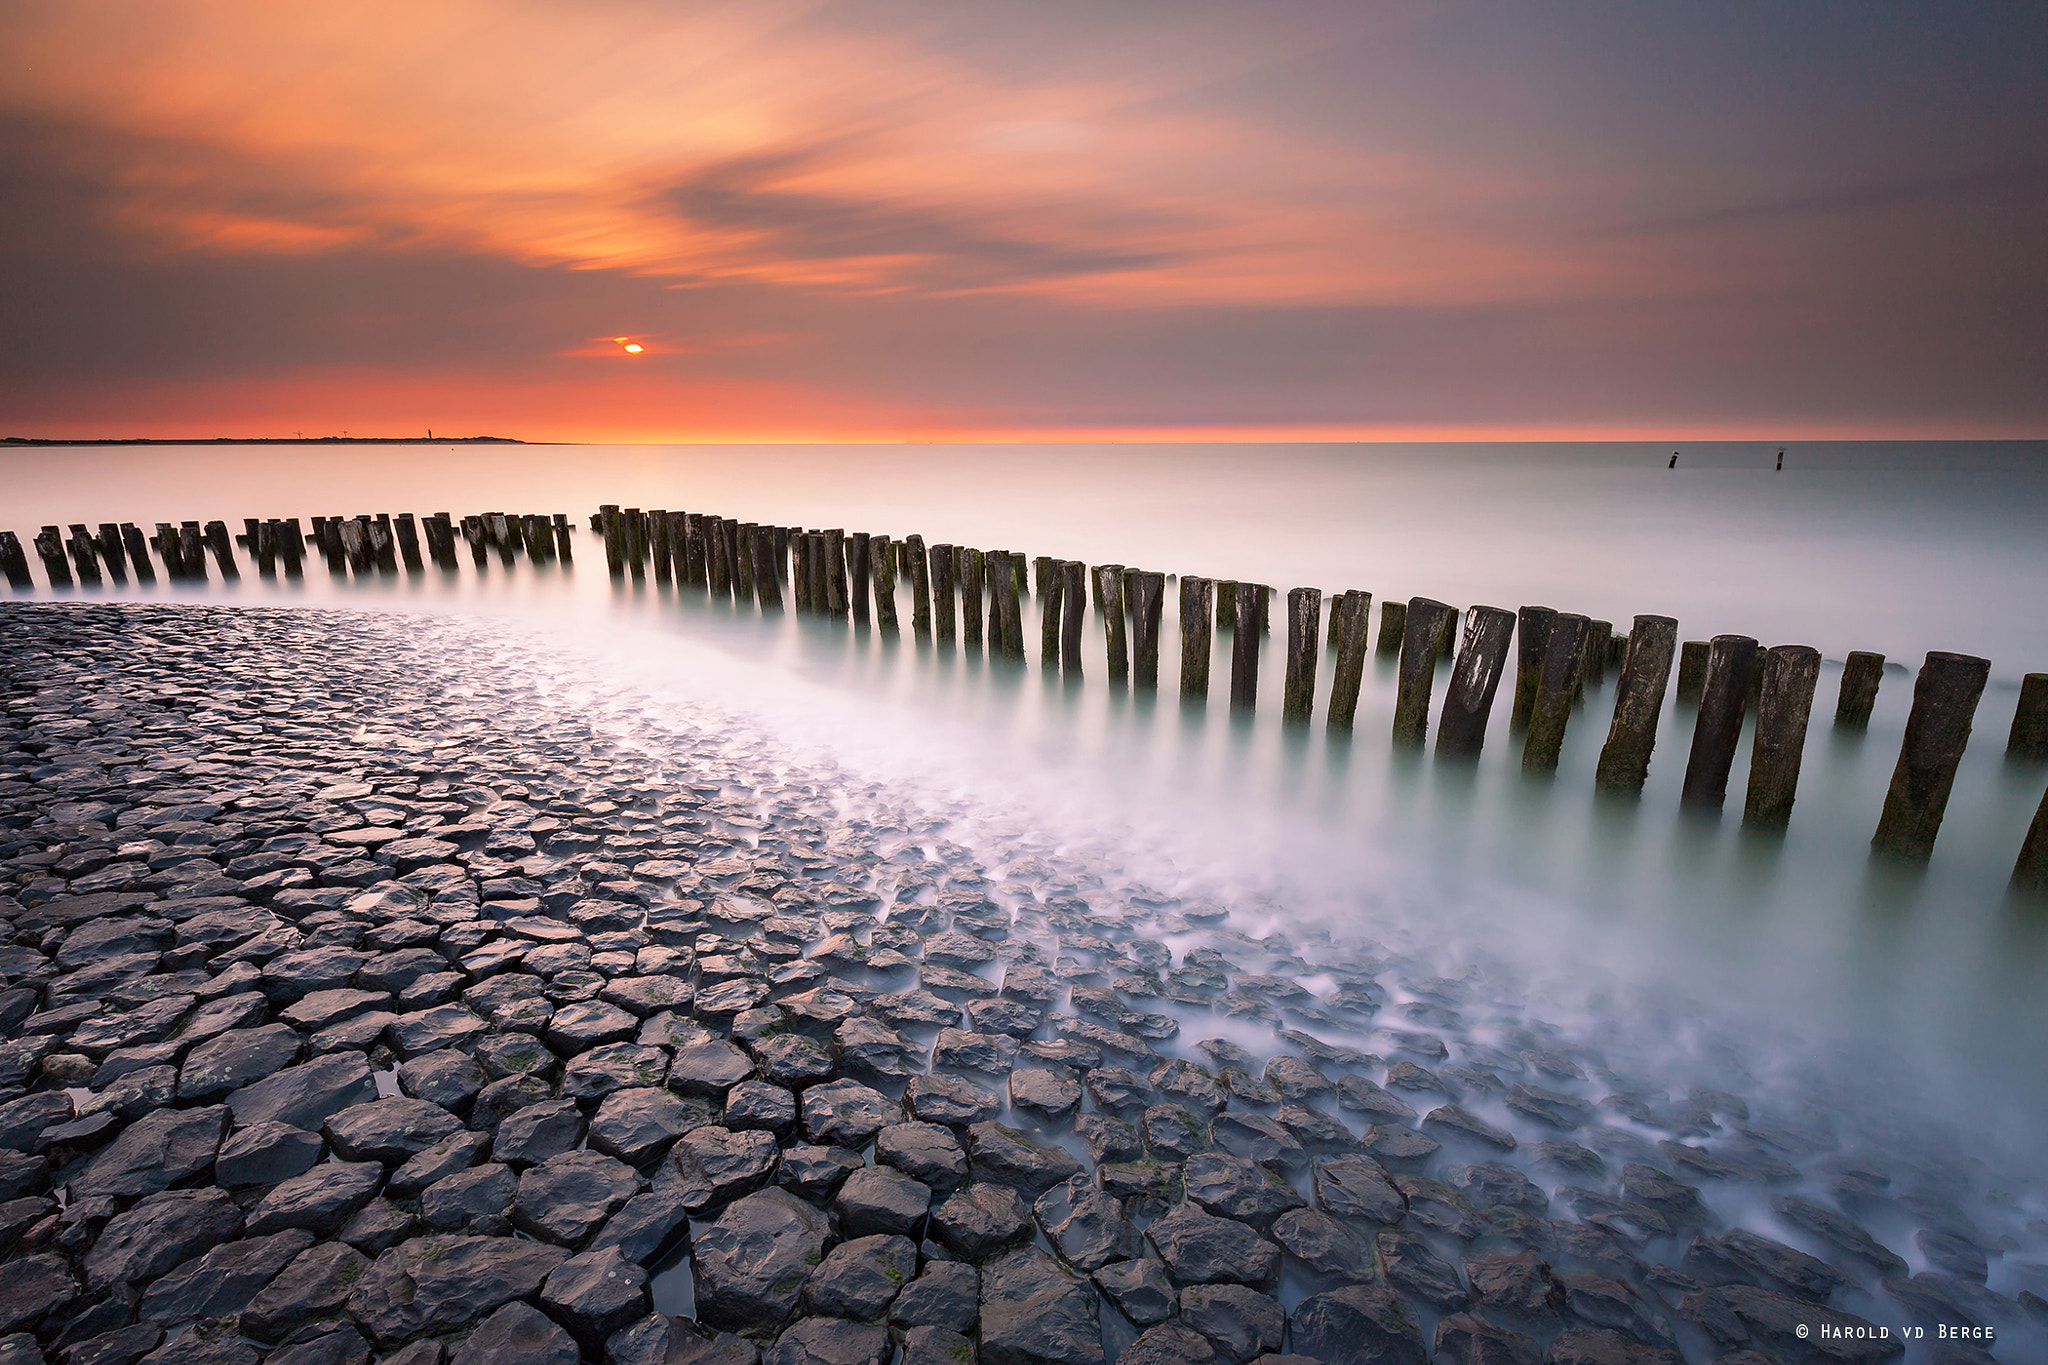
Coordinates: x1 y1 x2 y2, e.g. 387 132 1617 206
1 435 527 446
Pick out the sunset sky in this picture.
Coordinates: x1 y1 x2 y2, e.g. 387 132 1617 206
2 1 2043 441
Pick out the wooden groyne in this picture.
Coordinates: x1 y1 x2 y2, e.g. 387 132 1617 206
7 502 2044 892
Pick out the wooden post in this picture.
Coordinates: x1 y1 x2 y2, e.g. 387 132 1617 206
367 516 397 573
753 525 782 609
553 513 573 562
958 548 984 647
121 524 158 583
1326 590 1372 730
1038 558 1065 666
394 514 425 572
1871 652 1991 859
336 518 369 575
0 533 31 589
1436 604 1516 757
905 535 931 636
1230 580 1263 709
1511 606 1557 729
1391 598 1453 745
600 505 625 577
871 534 898 630
809 532 831 613
1676 640 1710 704
1594 615 1678 795
988 553 1006 643
1180 576 1214 699
649 512 672 584
97 524 129 584
2009 674 2048 759
849 533 871 624
2013 780 2048 895
773 526 790 583
1282 587 1322 721
1680 635 1762 810
707 516 733 596
1133 571 1165 688
729 520 753 604
1581 620 1613 689
823 529 847 616
1522 613 1590 772
33 528 73 587
1095 565 1129 681
930 544 957 642
790 534 811 611
1831 650 1885 729
1376 599 1406 658
1061 561 1087 674
1743 644 1822 831
204 521 240 579
991 551 1024 660
1033 555 1056 599
1214 579 1236 629
179 521 208 578
63 526 102 587
1437 606 1459 665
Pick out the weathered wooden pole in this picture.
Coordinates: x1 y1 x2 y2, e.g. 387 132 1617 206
1511 606 1557 729
1679 635 1761 810
179 521 208 577
394 514 425 572
33 528 73 587
1326 590 1372 730
1391 598 1453 746
121 524 158 582
97 524 130 583
1523 613 1590 772
0 533 31 589
959 547 985 647
808 532 831 613
1132 571 1165 688
1376 599 1406 658
1837 651 1888 727
600 505 625 577
1593 615 1678 795
337 518 370 575
553 513 573 562
1743 644 1822 831
1436 606 1459 665
930 544 957 642
1180 576 1215 700
366 517 397 574
1676 640 1710 704
648 513 672 584
1580 620 1613 691
1097 565 1129 681
710 516 737 596
871 534 898 630
64 526 102 587
823 529 847 617
729 520 754 604
1060 560 1086 674
1282 587 1322 722
849 533 871 624
2009 674 2048 759
1230 581 1264 709
2013 781 2048 895
905 535 932 636
750 526 781 608
1039 559 1065 666
1436 604 1516 758
991 551 1024 660
1033 555 1055 599
204 521 241 580
1215 579 1236 630
1871 652 1991 859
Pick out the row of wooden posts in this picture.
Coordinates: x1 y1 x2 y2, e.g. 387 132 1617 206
593 504 2048 894
6 506 2045 893
0 512 571 591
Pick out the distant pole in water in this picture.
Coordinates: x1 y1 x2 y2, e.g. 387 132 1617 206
1871 652 1990 860
1776 449 1784 471
905 535 931 637
1681 634 1761 811
1436 604 1516 758
1834 651 1885 729
754 525 783 609
1180 575 1215 699
1593 615 1678 796
1669 451 1678 469
1326 590 1372 730
960 548 985 648
1743 644 1822 831
848 532 871 624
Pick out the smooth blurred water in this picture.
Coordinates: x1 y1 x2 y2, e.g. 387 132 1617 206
6 439 2048 1160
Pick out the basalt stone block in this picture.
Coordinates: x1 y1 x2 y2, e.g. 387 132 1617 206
513 1149 641 1246
1033 1174 1140 1272
588 1086 703 1165
540 1244 650 1347
346 1234 570 1348
802 1079 895 1146
775 1144 866 1202
674 1126 783 1206
749 1034 835 1089
1542 1329 1683 1365
1377 1231 1469 1309
1430 1313 1541 1365
875 1121 968 1193
1149 1204 1281 1287
0 1253 75 1336
763 1317 890 1365
71 1103 228 1200
931 1181 1035 1262
84 1186 243 1293
1121 1325 1217 1365
396 1050 486 1114
240 1239 368 1345
906 1074 1003 1128
388 1129 491 1198
420 1163 516 1232
1288 1284 1427 1365
1271 1208 1370 1280
324 1098 463 1164
1180 1283 1286 1365
899 1325 977 1365
1313 1155 1406 1225
966 1121 1083 1198
136 1229 317 1327
179 1023 305 1103
891 1260 980 1331
803 1232 919 1321
1093 1257 1178 1325
1184 1153 1308 1229
448 1301 580 1365
979 1245 1104 1365
492 1098 585 1168
691 1187 833 1332
225 1053 376 1132
245 1160 384 1235
563 1042 671 1101
669 1039 756 1098
212 1121 322 1188
724 1080 799 1134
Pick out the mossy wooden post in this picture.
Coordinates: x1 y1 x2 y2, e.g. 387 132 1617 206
1679 635 1762 810
1282 587 1322 722
179 521 208 577
120 524 158 583
33 527 73 587
1437 606 1459 665
1743 644 1822 831
905 534 932 637
600 505 625 577
1871 652 1991 859
2009 674 2048 758
701 516 728 596
1511 606 1557 729
1437 604 1516 758
2013 781 2048 895
683 514 708 588
1676 640 1710 704
1594 615 1678 795
649 513 673 584
823 529 847 617
1831 651 1886 728
1523 613 1590 772
1038 559 1065 667
753 526 783 609
1326 590 1372 730
337 518 371 575
729 520 754 604
1132 571 1166 688
204 521 240 580
97 524 130 584
849 532 872 624
1327 592 1344 649
992 550 1025 660
1230 581 1264 710
870 533 898 631
1215 579 1236 630
1180 575 1215 699
661 512 684 583
1581 620 1613 690
1060 561 1087 674
394 514 425 573
1033 555 1056 600
773 526 790 583
960 547 985 647
615 510 641 574
809 532 832 613
553 513 573 562
1376 599 1407 658
0 533 32 589
370 516 400 573
1390 598 1452 745
64 526 102 587
1096 564 1129 682
930 544 957 642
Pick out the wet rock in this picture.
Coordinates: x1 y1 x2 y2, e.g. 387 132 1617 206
0 1253 73 1335
1361 1125 1440 1167
724 1080 799 1134
1685 1228 1851 1301
246 1159 384 1235
339 1197 415 1254
803 1232 918 1320
691 1187 833 1331
1914 1229 1989 1283
906 1074 1004 1127
966 1121 1084 1198
1558 1274 1671 1345
775 1144 866 1202
347 1233 569 1348
1377 1230 1469 1309
492 1098 586 1168
834 1018 918 1081
1211 1112 1308 1173
1466 1250 1564 1319
1123 1325 1217 1365
1009 1068 1083 1122
1679 1283 1901 1362
1619 1164 1707 1227
1336 1075 1418 1125
1180 1283 1286 1364
325 1097 463 1164
1093 1256 1178 1324
388 1129 491 1198
763 1317 889 1365
1430 1313 1541 1365
447 1301 580 1365
266 1325 373 1365
1099 1160 1185 1206
933 1027 1017 1076
802 1079 895 1146
979 1245 1104 1365
539 1243 649 1346
931 1182 1035 1262
1288 1284 1427 1365
514 1149 641 1245
875 1122 968 1194
84 1187 242 1292
1077 1114 1143 1165
1448 1162 1548 1216
1422 1105 1517 1152
396 1050 486 1114
589 1087 701 1165
1143 1104 1215 1161
892 1260 980 1331
420 1163 516 1232
1270 1208 1370 1279
898 1325 976 1365
1084 1067 1152 1114
1392 1174 1484 1239
65 1323 167 1365
70 1103 228 1200
1184 1153 1308 1229
1033 1173 1140 1271
240 1239 368 1344
225 1052 376 1132
1312 1155 1405 1224
667 1319 764 1365
675 1125 783 1206
136 1229 316 1327
1768 1197 1907 1276
1542 1328 1683 1365
834 1164 931 1238
1148 1203 1281 1287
